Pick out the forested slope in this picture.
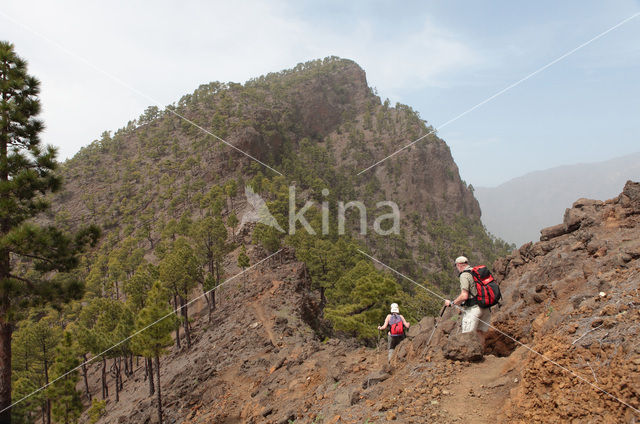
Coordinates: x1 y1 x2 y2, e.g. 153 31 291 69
13 57 511 422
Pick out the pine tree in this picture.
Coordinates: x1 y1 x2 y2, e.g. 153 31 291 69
48 332 83 424
123 261 157 396
11 312 62 424
123 261 157 314
190 217 226 320
237 246 250 285
106 255 125 300
158 238 201 348
11 320 47 423
28 315 61 424
291 235 359 308
131 282 175 424
76 298 133 402
224 179 237 209
252 220 283 253
85 254 109 298
325 260 399 341
227 212 238 242
0 42 99 423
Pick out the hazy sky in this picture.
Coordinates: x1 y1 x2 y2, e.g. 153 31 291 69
2 0 639 187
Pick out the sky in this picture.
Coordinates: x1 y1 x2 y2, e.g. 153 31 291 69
2 0 639 187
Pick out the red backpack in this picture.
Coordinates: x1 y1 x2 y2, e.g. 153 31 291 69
463 265 501 308
389 314 404 336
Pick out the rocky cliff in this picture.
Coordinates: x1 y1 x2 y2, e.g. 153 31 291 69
54 57 503 294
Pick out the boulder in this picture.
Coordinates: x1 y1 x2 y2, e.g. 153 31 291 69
442 332 484 362
563 208 587 232
362 371 391 389
540 223 567 241
618 180 640 212
572 198 604 209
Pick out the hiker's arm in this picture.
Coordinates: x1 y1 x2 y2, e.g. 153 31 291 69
378 315 390 330
401 315 410 328
445 289 469 306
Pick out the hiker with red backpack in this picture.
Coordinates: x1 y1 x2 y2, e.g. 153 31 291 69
444 256 501 345
378 303 410 362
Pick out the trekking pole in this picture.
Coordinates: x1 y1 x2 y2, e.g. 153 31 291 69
422 304 448 357
376 327 382 367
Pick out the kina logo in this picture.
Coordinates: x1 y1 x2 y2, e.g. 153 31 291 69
240 185 285 232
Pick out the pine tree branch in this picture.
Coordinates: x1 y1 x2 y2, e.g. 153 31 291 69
12 251 56 265
348 302 376 316
7 273 35 289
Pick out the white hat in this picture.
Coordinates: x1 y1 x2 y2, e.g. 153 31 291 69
455 256 469 264
390 303 399 313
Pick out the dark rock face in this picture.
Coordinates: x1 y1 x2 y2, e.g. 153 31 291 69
292 60 370 138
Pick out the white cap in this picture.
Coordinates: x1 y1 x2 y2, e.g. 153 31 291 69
455 256 469 264
390 303 399 313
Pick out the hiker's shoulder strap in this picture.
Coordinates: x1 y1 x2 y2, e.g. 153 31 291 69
460 269 475 282
461 268 479 279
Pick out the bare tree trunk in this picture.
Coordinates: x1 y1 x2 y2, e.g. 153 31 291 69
181 297 191 349
81 354 92 402
154 355 163 424
146 357 155 396
101 357 108 399
113 358 120 402
173 294 181 349
123 354 129 376
207 258 217 313
118 357 123 390
203 293 212 324
0 318 13 424
43 354 50 424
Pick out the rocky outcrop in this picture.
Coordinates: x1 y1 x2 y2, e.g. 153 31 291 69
487 180 640 422
499 181 640 281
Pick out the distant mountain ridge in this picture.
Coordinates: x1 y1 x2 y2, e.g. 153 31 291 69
475 152 640 246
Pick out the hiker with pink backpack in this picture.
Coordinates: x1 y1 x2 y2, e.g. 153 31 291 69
378 303 410 362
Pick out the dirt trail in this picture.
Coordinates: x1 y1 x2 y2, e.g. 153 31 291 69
250 280 284 348
441 352 520 423
250 301 278 347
